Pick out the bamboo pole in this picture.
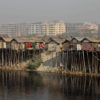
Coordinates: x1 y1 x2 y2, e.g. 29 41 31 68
87 51 91 73
1 48 4 66
5 49 7 66
67 51 68 72
92 51 94 73
83 50 86 73
56 52 57 68
70 50 72 72
66 51 68 72
95 51 98 74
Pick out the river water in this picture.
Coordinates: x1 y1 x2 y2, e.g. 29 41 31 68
0 71 100 100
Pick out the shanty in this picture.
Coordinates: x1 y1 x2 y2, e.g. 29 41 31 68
0 35 100 75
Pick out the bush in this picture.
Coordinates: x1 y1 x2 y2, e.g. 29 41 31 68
28 54 42 70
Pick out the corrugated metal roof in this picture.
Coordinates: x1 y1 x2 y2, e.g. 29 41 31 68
1 35 100 44
87 38 100 43
2 37 13 42
74 37 100 43
15 37 44 43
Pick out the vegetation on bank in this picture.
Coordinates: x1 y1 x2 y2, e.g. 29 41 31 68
27 42 42 70
28 54 42 70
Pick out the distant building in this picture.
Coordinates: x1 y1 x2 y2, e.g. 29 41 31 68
0 21 66 36
0 24 17 36
0 23 31 37
16 23 30 36
29 23 42 35
41 21 66 35
83 22 98 33
66 22 98 34
27 21 66 36
0 21 98 37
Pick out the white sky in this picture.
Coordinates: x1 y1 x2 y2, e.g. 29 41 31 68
0 0 100 24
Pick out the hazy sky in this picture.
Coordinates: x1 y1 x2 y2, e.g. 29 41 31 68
0 0 100 24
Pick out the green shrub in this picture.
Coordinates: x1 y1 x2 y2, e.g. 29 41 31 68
28 54 42 70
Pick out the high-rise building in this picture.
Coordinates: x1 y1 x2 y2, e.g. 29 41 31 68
29 23 42 35
0 24 17 36
66 22 98 34
0 22 98 37
0 23 31 37
16 23 30 36
83 22 98 33
27 21 66 36
41 21 66 35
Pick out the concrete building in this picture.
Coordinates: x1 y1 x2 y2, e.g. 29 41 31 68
29 23 41 35
66 22 98 34
16 23 30 36
0 22 98 37
41 21 66 35
27 21 66 36
0 24 17 36
0 23 31 37
83 22 98 33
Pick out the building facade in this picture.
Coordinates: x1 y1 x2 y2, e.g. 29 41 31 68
26 21 66 36
0 24 17 36
41 21 66 35
29 23 42 35
0 21 66 36
16 23 30 36
66 22 98 34
0 21 97 37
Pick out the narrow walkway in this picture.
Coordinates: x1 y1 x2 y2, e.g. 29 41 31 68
37 51 58 72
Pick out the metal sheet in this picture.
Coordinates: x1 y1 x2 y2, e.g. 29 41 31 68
82 43 93 51
3 42 6 48
48 44 56 51
0 42 2 48
77 44 81 50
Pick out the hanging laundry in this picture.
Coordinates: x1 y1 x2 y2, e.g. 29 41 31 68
40 43 45 47
26 42 31 48
82 43 93 51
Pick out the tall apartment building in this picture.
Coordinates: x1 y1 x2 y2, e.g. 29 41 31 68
29 23 42 35
0 23 31 37
41 21 66 35
83 22 98 33
0 24 17 36
16 23 30 36
0 21 98 37
27 21 66 36
66 22 98 34
0 21 66 36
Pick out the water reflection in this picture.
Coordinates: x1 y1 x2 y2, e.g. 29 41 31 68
0 71 100 100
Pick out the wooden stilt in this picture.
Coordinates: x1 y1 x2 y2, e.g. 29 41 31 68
87 51 91 73
83 50 86 73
